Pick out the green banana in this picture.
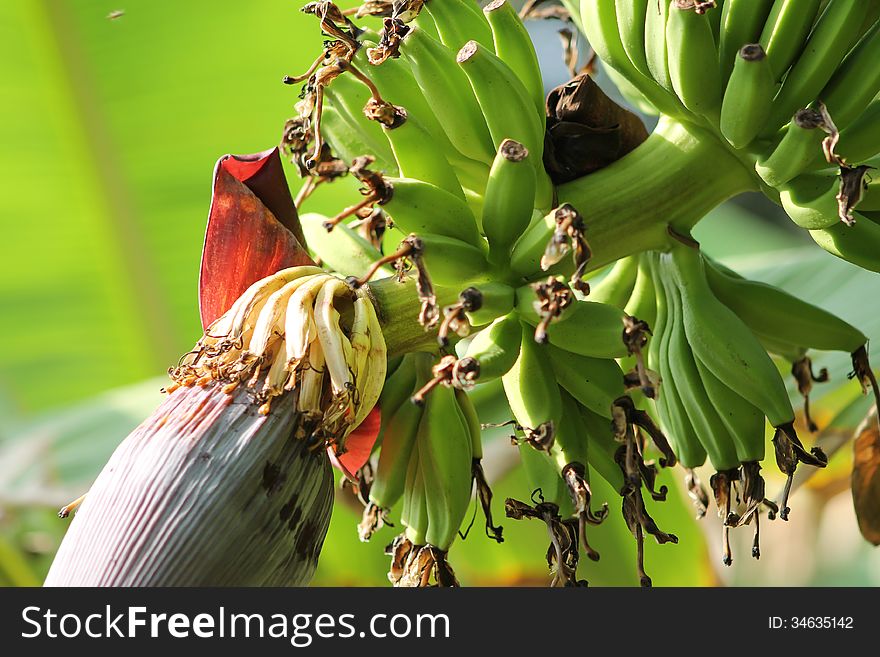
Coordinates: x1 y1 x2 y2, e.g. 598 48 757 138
508 207 557 278
382 114 466 200
456 40 552 210
425 0 495 51
831 98 880 164
483 0 545 119
401 438 429 546
391 232 491 285
662 257 740 471
300 213 388 279
372 354 433 514
819 20 880 129
463 281 516 326
515 286 630 359
616 0 652 79
809 216 880 273
464 312 522 382
666 1 723 120
704 257 867 353
623 255 657 329
419 383 474 550
758 0 822 81
381 177 483 246
644 0 674 94
648 252 708 470
401 27 496 164
764 0 869 135
548 344 624 419
694 357 767 463
666 246 795 427
324 76 398 171
779 171 839 230
718 0 775 83
755 108 827 188
719 44 776 150
482 139 538 266
502 322 562 432
320 103 381 166
588 255 638 308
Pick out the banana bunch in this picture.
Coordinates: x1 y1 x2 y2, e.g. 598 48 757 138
167 266 387 455
357 351 487 587
578 0 880 270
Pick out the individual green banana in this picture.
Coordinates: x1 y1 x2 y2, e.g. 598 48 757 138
551 390 590 470
400 27 496 165
324 77 397 171
401 438 429 546
483 0 545 119
704 257 867 353
508 207 557 278
464 313 522 382
643 0 674 93
666 1 723 120
582 0 671 111
482 139 537 266
502 322 562 432
666 246 795 428
615 0 652 79
419 383 474 550
354 39 462 161
300 213 388 280
425 0 495 51
755 108 827 188
515 286 630 359
758 0 822 81
401 232 491 285
720 44 776 150
718 0 775 83
662 258 740 471
456 40 552 210
623 255 657 329
381 177 483 246
809 216 880 273
830 98 880 164
320 103 382 166
372 354 432 513
377 354 420 429
463 281 516 327
764 0 869 135
382 114 466 201
588 255 638 308
548 344 624 419
779 171 839 229
819 20 880 129
694 357 767 463
456 387 483 460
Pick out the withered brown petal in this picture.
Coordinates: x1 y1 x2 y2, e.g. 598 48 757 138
853 423 880 545
199 148 313 329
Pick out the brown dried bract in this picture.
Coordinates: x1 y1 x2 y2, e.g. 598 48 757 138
544 74 649 184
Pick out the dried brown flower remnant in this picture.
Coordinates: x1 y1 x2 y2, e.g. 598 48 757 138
544 74 649 184
837 164 873 226
791 356 829 432
540 204 592 292
505 495 586 587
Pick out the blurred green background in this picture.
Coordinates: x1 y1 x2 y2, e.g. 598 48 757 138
1 0 878 587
